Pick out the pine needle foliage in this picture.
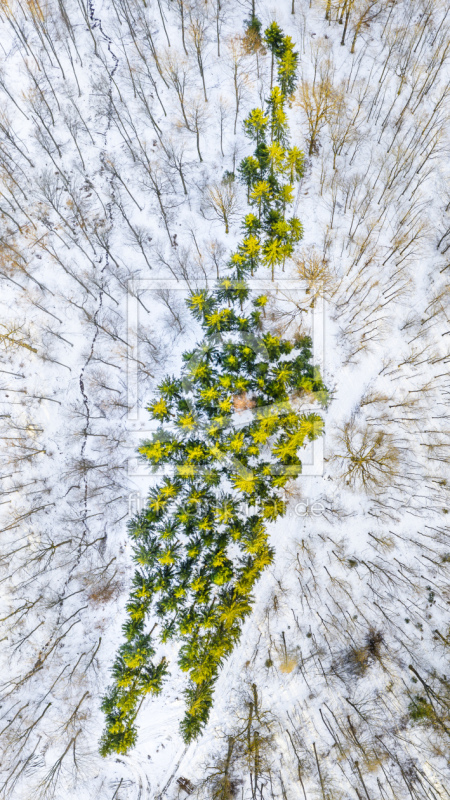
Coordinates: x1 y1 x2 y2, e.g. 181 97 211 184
100 25 326 756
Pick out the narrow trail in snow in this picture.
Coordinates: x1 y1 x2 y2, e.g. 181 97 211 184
46 0 122 636
78 0 120 538
155 745 190 800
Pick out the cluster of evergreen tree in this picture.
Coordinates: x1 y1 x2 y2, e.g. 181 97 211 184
239 23 304 279
100 23 327 756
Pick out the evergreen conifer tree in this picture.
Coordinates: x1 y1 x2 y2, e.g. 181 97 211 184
100 23 327 757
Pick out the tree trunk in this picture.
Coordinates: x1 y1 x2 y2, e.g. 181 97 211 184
196 129 203 162
341 8 351 46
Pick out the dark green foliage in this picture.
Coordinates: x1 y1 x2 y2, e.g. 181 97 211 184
408 669 450 738
100 23 326 756
264 22 285 58
222 170 235 184
243 15 264 54
264 23 298 96
238 156 260 200
409 696 435 722
245 15 262 38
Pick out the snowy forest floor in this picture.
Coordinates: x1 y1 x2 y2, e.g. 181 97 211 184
0 0 449 798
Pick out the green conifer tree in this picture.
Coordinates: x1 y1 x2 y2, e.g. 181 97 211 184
100 24 326 756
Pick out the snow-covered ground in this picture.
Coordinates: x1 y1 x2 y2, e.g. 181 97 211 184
0 0 449 797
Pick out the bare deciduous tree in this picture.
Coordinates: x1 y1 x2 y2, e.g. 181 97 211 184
333 421 401 491
204 179 240 234
227 35 252 135
297 70 340 156
188 11 209 102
